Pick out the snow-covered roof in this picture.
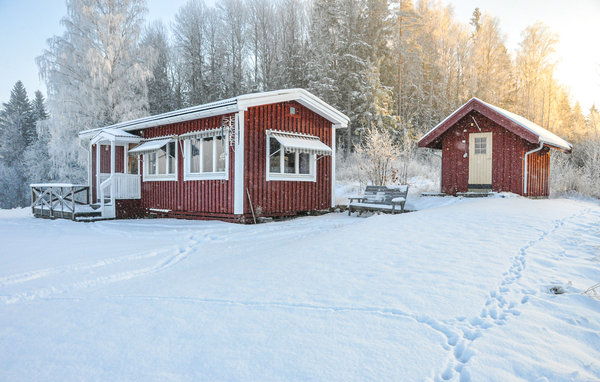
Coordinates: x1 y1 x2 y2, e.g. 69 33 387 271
79 89 349 139
418 97 572 152
90 128 142 144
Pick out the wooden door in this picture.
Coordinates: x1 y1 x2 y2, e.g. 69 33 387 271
468 132 492 190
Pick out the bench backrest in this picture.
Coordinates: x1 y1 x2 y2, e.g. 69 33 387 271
362 185 408 204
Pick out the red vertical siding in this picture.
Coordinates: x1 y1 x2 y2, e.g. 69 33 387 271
139 115 235 218
99 145 124 173
441 111 536 196
244 101 332 217
526 146 550 197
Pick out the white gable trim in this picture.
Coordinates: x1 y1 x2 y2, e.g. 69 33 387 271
79 89 349 140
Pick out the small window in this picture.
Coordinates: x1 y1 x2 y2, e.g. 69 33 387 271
290 107 296 115
267 136 315 181
184 133 228 180
144 141 177 181
269 138 281 173
474 137 487 154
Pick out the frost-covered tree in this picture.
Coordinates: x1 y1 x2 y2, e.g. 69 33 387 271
173 0 208 105
219 0 248 96
0 81 38 207
24 92 52 186
37 0 150 181
31 90 50 122
0 81 34 166
142 21 175 114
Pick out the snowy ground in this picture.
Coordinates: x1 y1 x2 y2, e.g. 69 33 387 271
1 197 600 381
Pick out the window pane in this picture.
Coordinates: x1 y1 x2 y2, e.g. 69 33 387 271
157 147 167 174
299 153 310 174
167 142 176 174
190 139 200 173
202 137 213 172
147 152 156 175
284 151 296 174
215 136 226 172
128 155 138 174
269 137 281 173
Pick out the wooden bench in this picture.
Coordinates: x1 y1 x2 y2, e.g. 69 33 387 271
347 185 409 215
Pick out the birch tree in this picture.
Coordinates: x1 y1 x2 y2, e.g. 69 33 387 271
37 0 150 181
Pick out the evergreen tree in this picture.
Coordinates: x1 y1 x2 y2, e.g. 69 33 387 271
0 81 35 207
32 91 49 122
0 81 34 166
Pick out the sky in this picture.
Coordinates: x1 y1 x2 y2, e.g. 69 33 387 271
0 0 598 111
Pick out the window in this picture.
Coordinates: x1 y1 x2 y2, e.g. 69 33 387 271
474 137 487 154
267 137 315 181
143 141 177 181
184 134 228 180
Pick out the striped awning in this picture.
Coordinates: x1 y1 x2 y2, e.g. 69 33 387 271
179 128 224 139
267 130 332 156
128 137 174 155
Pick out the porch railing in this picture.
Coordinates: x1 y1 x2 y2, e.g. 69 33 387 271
98 173 140 200
30 184 90 220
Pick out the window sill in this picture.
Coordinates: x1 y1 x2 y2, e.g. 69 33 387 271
267 173 316 182
184 172 228 181
143 175 177 182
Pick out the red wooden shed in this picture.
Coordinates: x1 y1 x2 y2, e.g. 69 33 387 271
418 98 572 197
77 89 349 221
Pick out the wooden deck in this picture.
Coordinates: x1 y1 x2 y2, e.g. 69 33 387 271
31 184 103 221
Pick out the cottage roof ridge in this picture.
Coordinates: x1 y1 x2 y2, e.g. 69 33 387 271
78 88 349 139
419 97 572 152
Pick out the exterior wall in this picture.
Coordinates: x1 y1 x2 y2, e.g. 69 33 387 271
115 199 144 219
99 145 124 173
525 146 550 197
441 111 532 195
243 101 333 218
137 114 236 218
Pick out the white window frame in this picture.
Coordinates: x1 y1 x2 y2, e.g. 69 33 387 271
183 134 229 181
266 136 316 182
142 141 178 182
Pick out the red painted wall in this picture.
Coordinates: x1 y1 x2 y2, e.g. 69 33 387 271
99 145 124 173
525 146 550 197
440 111 549 196
243 101 333 217
138 115 236 217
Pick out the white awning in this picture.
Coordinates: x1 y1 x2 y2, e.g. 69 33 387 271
179 128 224 139
267 130 332 156
128 137 174 155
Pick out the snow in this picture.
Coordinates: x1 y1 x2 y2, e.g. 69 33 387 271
1 198 599 380
476 98 572 152
419 97 573 152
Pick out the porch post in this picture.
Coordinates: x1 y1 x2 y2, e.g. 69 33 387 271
96 142 101 203
110 140 116 203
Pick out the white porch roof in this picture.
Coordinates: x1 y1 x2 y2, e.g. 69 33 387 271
91 128 142 145
267 130 332 156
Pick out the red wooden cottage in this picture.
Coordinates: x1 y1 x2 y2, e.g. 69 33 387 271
76 89 349 221
418 98 572 197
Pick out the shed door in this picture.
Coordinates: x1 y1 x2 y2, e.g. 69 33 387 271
468 132 492 190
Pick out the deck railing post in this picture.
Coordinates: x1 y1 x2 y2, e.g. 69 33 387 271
49 187 54 218
71 187 75 221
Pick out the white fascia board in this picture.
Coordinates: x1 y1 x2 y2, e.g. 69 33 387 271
233 111 245 215
78 103 239 139
418 97 475 144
